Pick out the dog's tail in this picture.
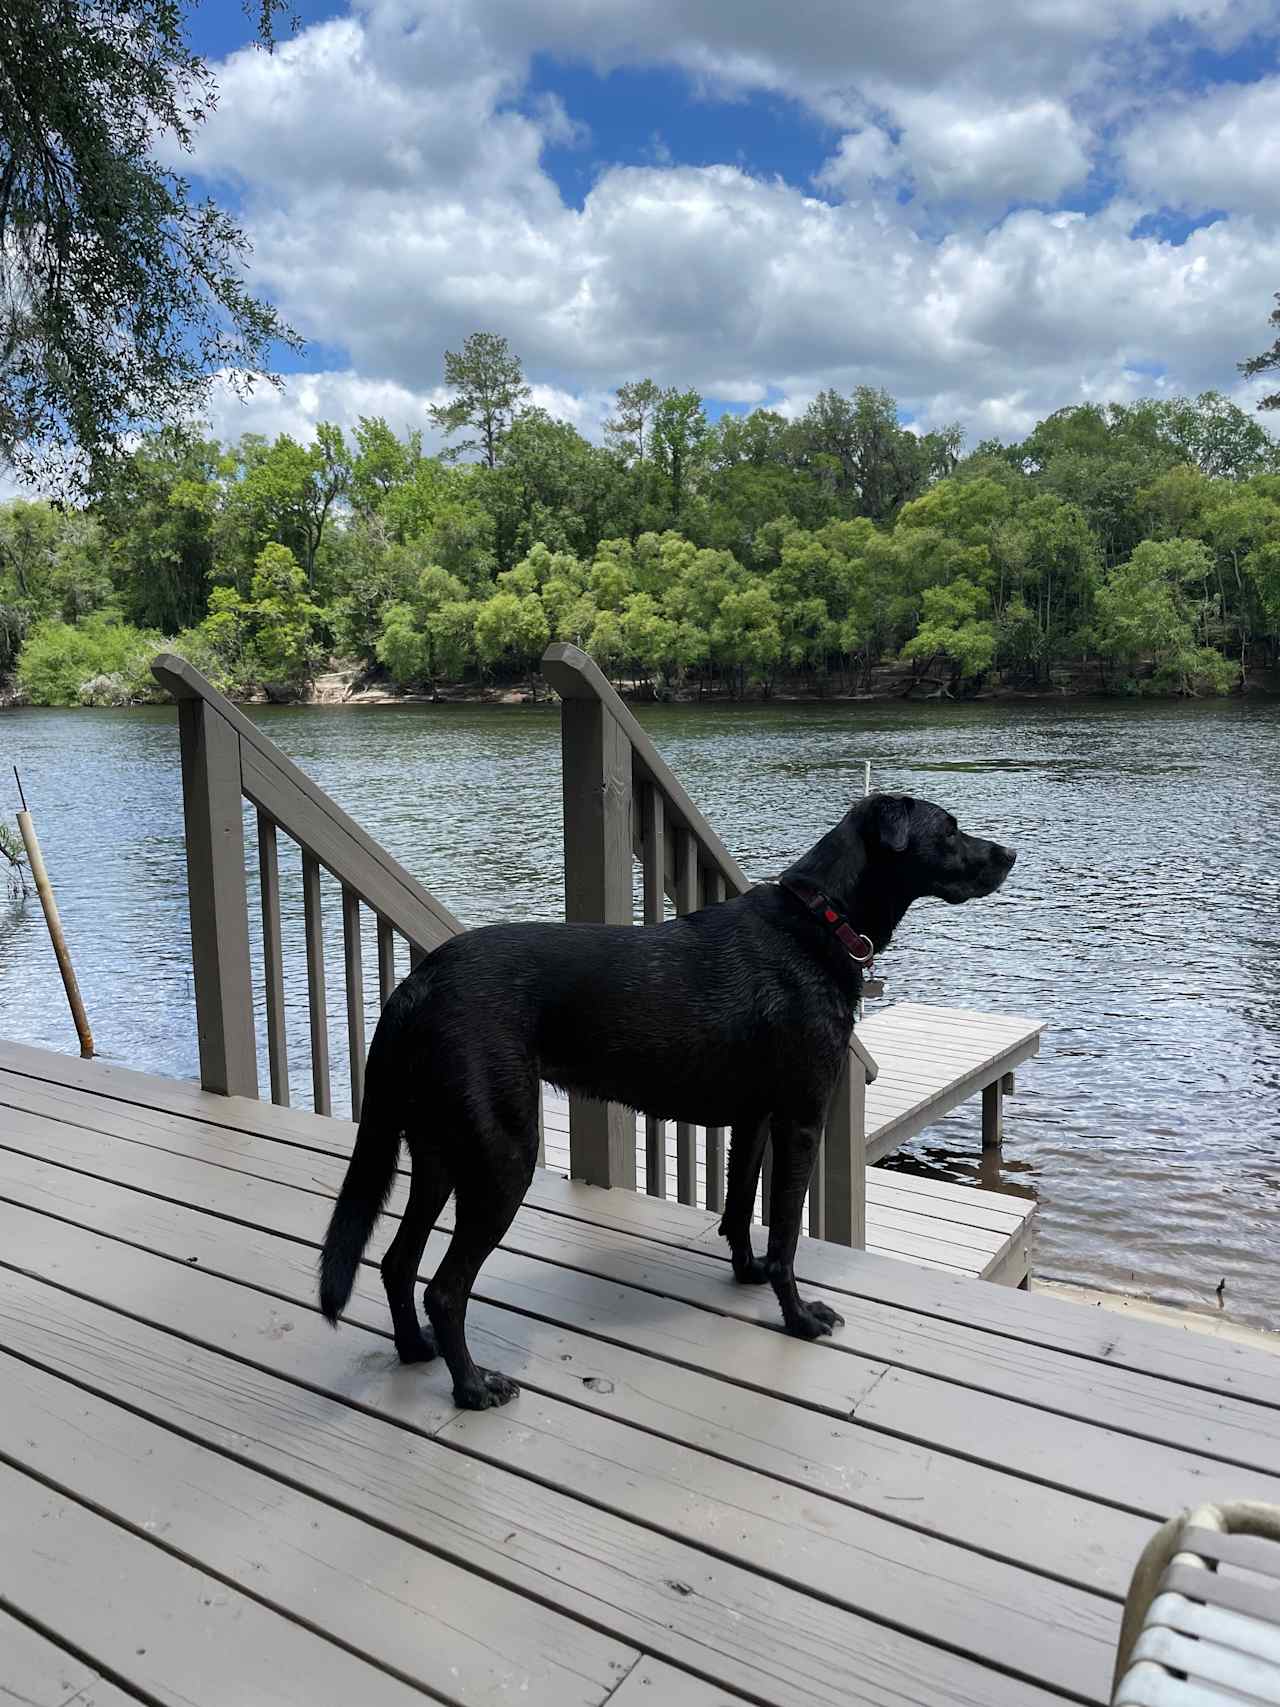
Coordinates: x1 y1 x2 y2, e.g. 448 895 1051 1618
319 1079 401 1324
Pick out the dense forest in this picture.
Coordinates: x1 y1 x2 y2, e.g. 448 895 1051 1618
3 333 1279 707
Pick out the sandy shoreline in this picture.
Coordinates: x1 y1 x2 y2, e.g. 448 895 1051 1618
1034 1279 1279 1353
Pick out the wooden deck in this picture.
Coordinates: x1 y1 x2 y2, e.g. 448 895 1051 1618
542 999 1043 1285
3 1042 1280 1706
859 1000 1045 1164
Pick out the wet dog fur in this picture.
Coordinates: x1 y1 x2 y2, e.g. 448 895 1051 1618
318 791 1016 1409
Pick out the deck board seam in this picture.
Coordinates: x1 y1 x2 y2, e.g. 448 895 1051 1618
0 1595 163 1707
0 1430 459 1707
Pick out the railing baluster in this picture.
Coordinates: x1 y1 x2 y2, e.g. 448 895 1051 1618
377 917 396 1008
641 782 667 1198
674 828 699 1206
704 868 726 1215
301 850 331 1115
257 811 289 1107
342 887 365 1121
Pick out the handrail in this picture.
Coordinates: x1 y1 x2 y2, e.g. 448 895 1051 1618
542 641 871 1248
152 654 463 1115
154 655 462 951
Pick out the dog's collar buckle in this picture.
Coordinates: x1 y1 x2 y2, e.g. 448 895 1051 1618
777 880 876 968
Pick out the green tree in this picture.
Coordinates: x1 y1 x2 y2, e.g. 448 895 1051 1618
901 579 996 687
349 417 422 524
1093 539 1236 694
186 541 323 697
216 427 351 586
430 332 530 467
0 0 299 485
1155 392 1280 479
482 410 633 565
0 498 112 670
17 612 164 704
605 379 663 463
651 389 709 520
91 426 221 631
795 387 955 521
247 543 325 693
473 589 549 694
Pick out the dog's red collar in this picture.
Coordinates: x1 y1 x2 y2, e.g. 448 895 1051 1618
775 878 876 968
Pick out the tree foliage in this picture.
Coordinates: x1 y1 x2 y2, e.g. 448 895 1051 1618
4 336 1278 704
430 332 531 468
0 0 300 486
1240 293 1280 413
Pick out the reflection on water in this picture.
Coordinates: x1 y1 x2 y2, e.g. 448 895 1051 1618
1 695 1278 1327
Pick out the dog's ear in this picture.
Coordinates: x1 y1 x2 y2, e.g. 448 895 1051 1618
873 794 912 854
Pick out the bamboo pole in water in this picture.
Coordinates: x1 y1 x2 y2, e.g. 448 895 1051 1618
14 770 94 1058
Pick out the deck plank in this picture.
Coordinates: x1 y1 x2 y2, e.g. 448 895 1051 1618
0 1031 1039 1287
0 1155 1144 1596
3 1092 1272 1480
606 1659 756 1704
0 1349 630 1707
0 1090 1274 1481
0 1463 431 1707
6 1038 1280 1707
0 1609 135 1707
0 1222 1069 1707
0 1062 1270 1426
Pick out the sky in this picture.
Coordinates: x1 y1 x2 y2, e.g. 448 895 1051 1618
173 0 1280 456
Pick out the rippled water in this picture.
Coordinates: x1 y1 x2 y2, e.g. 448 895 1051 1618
1 696 1278 1325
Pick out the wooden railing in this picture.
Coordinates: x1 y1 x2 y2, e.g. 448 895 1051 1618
542 642 874 1248
152 654 462 1117
157 648 872 1248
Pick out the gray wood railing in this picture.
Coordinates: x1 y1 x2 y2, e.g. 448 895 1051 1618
542 641 874 1248
152 654 463 1117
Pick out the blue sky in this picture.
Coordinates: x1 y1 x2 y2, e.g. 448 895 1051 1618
175 0 1280 452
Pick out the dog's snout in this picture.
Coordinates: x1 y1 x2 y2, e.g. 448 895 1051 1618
996 845 1016 870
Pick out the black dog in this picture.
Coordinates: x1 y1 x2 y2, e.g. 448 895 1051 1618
319 792 1015 1409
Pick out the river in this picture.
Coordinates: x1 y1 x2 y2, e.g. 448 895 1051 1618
2 695 1278 1326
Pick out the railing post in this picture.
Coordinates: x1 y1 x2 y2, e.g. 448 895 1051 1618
174 697 259 1098
819 1051 866 1248
557 679 636 1190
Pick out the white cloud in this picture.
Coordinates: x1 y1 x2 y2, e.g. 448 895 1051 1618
175 0 1280 453
200 370 447 451
1123 76 1280 218
815 128 898 195
891 95 1091 205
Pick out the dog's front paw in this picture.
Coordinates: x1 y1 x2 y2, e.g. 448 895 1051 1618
785 1299 845 1339
454 1368 520 1410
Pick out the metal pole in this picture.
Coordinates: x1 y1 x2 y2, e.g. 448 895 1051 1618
14 771 94 1058
864 760 871 796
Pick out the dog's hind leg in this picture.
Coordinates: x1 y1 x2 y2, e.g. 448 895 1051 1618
719 1115 771 1283
764 1117 845 1340
380 1137 452 1364
425 1118 538 1411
